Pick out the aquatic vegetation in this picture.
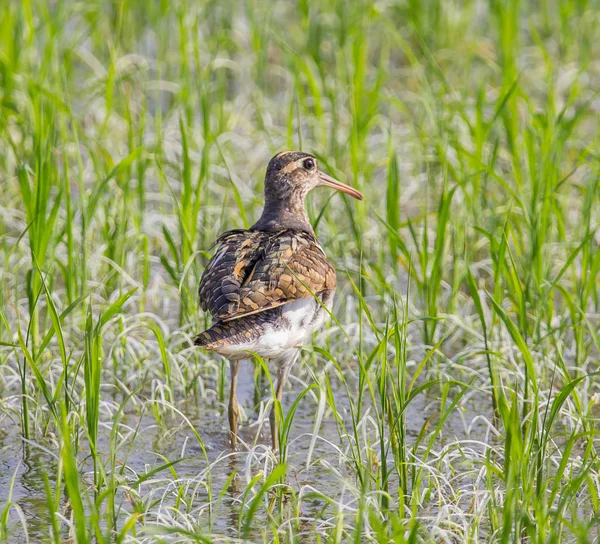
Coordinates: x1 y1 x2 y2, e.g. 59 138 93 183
0 0 599 541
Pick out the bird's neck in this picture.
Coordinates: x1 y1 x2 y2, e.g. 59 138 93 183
252 193 314 233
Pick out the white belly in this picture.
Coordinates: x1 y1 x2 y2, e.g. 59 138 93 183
280 297 326 346
214 294 333 359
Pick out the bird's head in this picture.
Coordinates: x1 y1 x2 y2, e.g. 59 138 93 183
264 151 363 203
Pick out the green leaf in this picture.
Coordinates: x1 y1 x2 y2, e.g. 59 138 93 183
488 294 538 395
98 288 137 330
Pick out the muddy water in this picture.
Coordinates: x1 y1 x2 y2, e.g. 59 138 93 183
0 359 492 542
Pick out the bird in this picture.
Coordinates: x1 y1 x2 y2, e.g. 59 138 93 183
195 150 363 450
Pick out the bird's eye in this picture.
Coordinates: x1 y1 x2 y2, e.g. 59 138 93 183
303 158 315 170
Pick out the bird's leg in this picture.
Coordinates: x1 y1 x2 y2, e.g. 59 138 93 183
270 350 299 451
228 359 241 449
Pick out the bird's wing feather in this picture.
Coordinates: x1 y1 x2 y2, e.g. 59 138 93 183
198 229 336 322
198 230 268 318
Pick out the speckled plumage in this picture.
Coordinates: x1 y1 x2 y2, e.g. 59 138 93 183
196 229 336 344
194 150 362 449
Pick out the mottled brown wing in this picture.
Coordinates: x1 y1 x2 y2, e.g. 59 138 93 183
221 230 336 322
198 230 269 319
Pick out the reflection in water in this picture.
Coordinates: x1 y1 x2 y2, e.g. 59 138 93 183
225 454 242 537
1 434 60 542
0 364 492 539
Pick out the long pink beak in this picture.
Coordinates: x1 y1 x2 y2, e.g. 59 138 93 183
318 172 363 200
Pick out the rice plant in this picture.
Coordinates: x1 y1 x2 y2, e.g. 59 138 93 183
0 0 599 542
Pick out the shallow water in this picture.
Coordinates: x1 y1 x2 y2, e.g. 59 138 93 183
0 354 495 542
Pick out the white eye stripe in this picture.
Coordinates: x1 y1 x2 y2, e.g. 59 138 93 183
278 156 316 174
280 161 299 174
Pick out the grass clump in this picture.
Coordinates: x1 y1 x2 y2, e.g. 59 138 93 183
0 0 599 542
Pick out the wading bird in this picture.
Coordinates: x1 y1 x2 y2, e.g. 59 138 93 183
195 151 362 449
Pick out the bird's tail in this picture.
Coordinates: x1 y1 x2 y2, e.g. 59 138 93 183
194 312 272 351
194 324 230 350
